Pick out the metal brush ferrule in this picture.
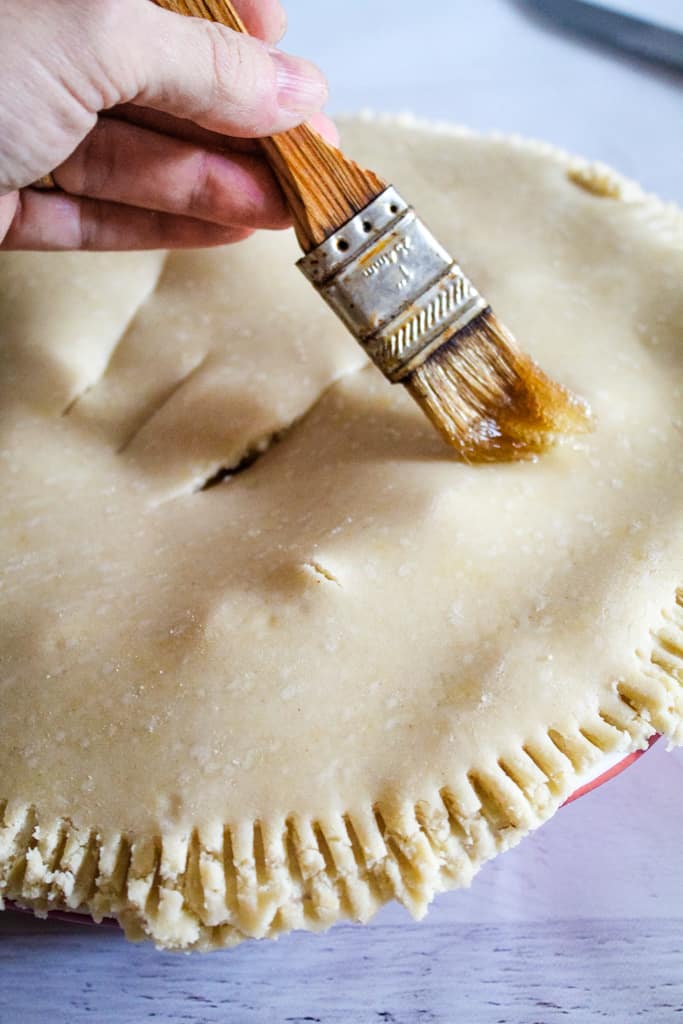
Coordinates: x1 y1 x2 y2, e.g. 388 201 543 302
297 186 488 381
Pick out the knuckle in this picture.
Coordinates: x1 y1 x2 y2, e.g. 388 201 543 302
184 152 288 229
201 26 270 124
185 150 218 219
75 0 142 107
203 25 238 113
61 123 115 198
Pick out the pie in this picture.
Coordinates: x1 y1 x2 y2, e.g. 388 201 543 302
1 117 681 950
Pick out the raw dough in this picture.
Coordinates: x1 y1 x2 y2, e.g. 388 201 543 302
1 118 681 950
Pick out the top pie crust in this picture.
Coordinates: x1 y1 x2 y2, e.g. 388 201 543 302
0 117 682 950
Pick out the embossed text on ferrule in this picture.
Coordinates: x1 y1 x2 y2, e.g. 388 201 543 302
297 186 487 379
361 236 413 280
319 213 452 338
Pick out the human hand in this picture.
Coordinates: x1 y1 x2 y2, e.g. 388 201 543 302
0 0 335 251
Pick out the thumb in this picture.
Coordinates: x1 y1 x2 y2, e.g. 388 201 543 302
122 1 329 138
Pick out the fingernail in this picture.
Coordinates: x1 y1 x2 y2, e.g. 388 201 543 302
270 49 328 115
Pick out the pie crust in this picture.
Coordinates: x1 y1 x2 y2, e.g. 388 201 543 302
1 118 681 950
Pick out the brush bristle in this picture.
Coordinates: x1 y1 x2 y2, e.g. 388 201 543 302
404 310 592 462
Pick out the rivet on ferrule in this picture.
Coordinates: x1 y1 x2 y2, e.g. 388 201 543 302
297 186 488 381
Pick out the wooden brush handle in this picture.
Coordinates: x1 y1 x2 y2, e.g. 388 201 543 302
153 0 386 251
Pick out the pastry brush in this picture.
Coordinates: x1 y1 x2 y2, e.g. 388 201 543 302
168 1 593 459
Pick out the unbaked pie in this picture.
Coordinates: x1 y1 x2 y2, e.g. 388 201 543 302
1 118 681 950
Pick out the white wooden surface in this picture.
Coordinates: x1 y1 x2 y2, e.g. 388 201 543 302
2 2 683 1020
2 745 683 1022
